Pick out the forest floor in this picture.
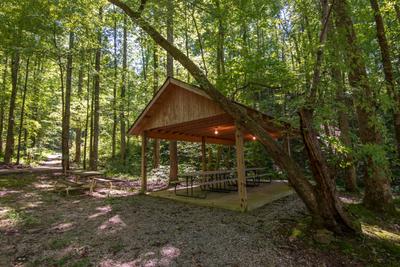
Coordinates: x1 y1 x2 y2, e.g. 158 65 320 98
0 171 399 266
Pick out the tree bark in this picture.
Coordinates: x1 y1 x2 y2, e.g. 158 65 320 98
112 11 118 159
152 42 160 169
332 67 357 192
83 68 91 170
62 32 74 172
0 56 8 156
75 52 84 164
90 8 103 171
16 58 30 165
120 14 127 162
110 0 358 233
369 0 400 161
333 0 394 212
166 0 178 182
4 51 20 164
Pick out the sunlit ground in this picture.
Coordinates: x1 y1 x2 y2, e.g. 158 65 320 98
0 173 399 266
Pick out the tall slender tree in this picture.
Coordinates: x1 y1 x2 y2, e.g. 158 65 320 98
333 0 394 212
369 0 400 161
120 14 127 162
16 57 30 164
62 32 74 172
4 51 20 164
89 8 103 171
167 0 178 183
0 57 8 156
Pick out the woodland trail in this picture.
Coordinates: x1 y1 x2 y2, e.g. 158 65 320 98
0 154 63 176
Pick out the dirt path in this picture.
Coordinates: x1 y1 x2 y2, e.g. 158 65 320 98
0 154 63 176
0 173 358 266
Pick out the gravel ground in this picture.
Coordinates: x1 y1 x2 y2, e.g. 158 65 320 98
0 173 358 266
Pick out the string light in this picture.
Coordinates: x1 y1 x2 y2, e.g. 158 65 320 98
214 128 219 135
252 136 256 141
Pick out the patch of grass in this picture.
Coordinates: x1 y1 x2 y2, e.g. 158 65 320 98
47 236 72 250
5 208 40 226
109 241 125 254
71 258 91 267
329 203 399 265
0 174 36 188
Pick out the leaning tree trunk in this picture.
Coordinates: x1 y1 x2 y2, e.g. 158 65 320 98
4 51 20 164
298 0 356 232
333 0 394 212
109 0 359 234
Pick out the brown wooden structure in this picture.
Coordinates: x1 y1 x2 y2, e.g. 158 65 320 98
128 77 294 211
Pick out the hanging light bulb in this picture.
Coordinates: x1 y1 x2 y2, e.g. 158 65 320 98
214 128 219 135
252 136 256 141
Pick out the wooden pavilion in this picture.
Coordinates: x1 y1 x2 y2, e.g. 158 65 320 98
128 77 294 211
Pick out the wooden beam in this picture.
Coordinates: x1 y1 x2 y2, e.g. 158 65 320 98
235 124 248 212
201 137 206 171
146 130 235 145
140 132 148 193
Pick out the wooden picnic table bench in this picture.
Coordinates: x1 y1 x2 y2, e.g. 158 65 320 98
173 168 271 198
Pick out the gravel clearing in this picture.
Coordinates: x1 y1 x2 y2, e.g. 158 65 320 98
0 173 358 266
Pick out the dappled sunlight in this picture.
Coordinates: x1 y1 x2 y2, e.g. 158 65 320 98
32 181 56 190
338 195 362 205
88 205 112 219
98 215 127 233
362 223 400 243
50 222 75 233
0 189 21 197
98 245 181 267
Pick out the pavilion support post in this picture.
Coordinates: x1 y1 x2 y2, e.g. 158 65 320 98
141 132 148 194
169 140 178 183
201 136 206 171
235 124 248 212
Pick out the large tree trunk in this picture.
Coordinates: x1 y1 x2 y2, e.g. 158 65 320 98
0 56 8 156
62 32 74 172
90 9 103 171
4 51 20 164
110 0 358 233
333 0 394 212
370 0 400 161
16 58 30 165
120 14 127 162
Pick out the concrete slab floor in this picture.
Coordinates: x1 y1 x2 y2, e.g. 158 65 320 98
149 181 294 212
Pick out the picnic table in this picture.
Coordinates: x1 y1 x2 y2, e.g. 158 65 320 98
173 167 271 198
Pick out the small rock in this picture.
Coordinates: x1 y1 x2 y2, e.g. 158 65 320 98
313 229 334 245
